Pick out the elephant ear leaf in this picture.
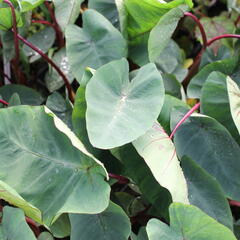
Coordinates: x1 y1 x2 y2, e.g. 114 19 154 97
146 203 237 240
0 105 110 225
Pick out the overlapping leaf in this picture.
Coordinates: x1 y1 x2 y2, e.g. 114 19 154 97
0 105 110 225
146 203 237 240
70 201 131 240
171 108 240 201
66 9 127 83
133 122 189 204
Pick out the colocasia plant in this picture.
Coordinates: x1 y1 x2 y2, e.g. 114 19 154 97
0 0 240 239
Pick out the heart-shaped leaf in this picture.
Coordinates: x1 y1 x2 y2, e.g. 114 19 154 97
0 105 110 225
70 201 131 240
171 108 240 201
146 203 237 240
65 9 127 83
86 58 165 149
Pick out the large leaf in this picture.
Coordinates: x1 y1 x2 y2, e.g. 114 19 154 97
148 5 188 63
65 9 127 83
70 201 131 240
146 203 237 240
201 71 240 144
133 122 189 204
17 0 44 12
227 76 240 135
1 206 36 240
86 58 165 149
0 105 110 225
111 144 172 220
53 0 83 32
188 56 240 98
125 0 192 65
171 109 240 201
182 156 233 230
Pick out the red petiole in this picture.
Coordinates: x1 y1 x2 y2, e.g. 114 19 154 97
16 33 75 103
170 103 201 139
3 0 20 82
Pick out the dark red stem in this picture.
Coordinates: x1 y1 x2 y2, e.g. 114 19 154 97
16 33 75 103
229 199 240 207
3 0 20 82
25 217 41 237
184 12 208 49
170 103 200 139
0 99 9 106
207 34 240 46
108 173 129 184
32 20 56 29
44 2 65 48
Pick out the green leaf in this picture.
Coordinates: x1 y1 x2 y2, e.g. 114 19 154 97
53 0 83 32
148 5 188 63
125 0 192 65
171 109 240 201
227 76 240 135
0 8 23 31
181 156 233 230
146 203 237 240
201 72 240 144
89 0 120 28
45 48 74 92
72 81 101 157
23 27 56 63
0 84 44 105
86 58 165 149
112 144 172 220
38 232 54 240
158 95 189 135
1 206 36 240
17 0 44 12
46 92 73 129
0 105 110 225
154 40 188 83
49 214 70 238
188 56 240 98
133 122 189 204
8 93 21 106
162 74 182 99
65 9 127 83
69 201 131 240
